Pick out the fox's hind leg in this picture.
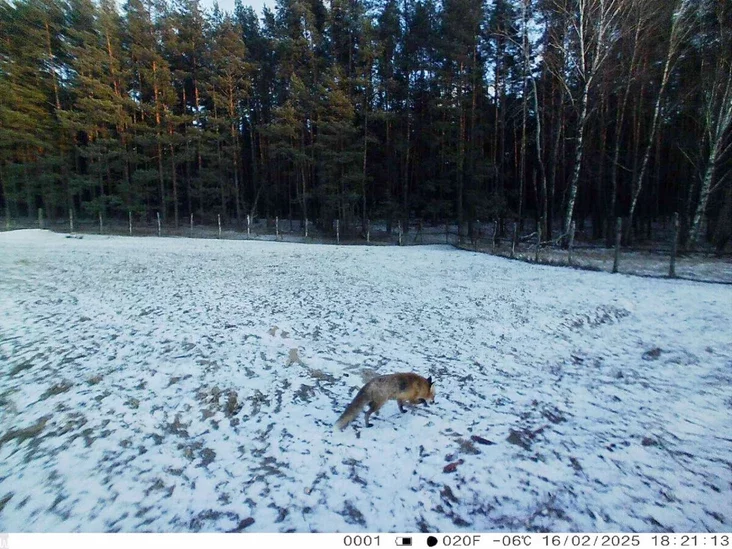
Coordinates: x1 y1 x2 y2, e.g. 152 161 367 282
364 402 375 427
364 400 384 427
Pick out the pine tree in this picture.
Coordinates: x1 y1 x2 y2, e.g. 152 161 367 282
169 0 208 220
124 0 177 222
209 13 250 223
0 0 58 222
315 68 362 232
440 0 484 235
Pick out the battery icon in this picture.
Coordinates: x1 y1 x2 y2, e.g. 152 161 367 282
395 537 412 546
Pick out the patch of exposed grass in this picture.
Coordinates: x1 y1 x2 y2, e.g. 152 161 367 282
341 500 367 526
40 381 73 400
88 375 103 385
0 415 50 447
308 368 336 383
9 361 34 376
224 391 241 417
0 492 13 512
295 383 315 402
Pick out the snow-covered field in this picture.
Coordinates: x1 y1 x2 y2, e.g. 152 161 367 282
0 229 730 533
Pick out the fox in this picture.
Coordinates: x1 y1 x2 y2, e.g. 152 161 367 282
335 372 436 430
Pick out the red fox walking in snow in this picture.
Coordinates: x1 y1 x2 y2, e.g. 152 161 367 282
335 373 436 430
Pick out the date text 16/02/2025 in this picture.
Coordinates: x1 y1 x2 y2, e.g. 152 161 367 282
541 535 729 547
341 535 730 548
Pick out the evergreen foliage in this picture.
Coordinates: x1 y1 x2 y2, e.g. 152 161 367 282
0 0 730 248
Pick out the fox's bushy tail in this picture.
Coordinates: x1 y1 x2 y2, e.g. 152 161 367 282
335 387 370 430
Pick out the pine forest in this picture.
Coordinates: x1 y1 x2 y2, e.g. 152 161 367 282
1 0 730 250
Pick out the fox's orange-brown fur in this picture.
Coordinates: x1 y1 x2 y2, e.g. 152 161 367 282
335 373 436 430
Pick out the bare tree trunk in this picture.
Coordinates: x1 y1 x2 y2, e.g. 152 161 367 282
194 70 204 218
628 0 691 239
470 41 479 220
595 97 608 239
493 53 501 195
532 77 548 238
213 104 226 220
548 85 564 241
564 85 590 237
609 24 639 242
457 63 465 236
404 104 411 232
44 17 63 220
612 217 622 273
249 100 259 217
169 137 179 228
233 124 241 223
44 20 61 112
0 165 11 228
563 0 625 243
713 181 732 251
229 83 241 224
520 0 529 232
688 64 732 247
669 212 679 277
301 161 308 233
362 87 369 234
185 129 192 217
152 60 165 221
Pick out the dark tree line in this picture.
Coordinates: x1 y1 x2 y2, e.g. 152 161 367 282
1 0 730 249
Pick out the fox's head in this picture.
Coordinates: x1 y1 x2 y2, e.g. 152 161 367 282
426 376 436 403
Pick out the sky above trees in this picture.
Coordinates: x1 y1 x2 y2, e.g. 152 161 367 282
201 0 271 15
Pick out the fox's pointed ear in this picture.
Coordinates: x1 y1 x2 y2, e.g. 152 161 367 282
427 376 433 386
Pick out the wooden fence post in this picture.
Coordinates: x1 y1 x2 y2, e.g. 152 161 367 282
99 211 103 234
336 219 340 244
70 209 74 234
38 208 43 229
366 219 370 243
129 211 132 236
218 214 222 239
398 221 403 246
612 217 622 273
568 221 576 266
535 221 542 262
669 212 679 278
305 218 309 238
190 213 194 236
247 214 251 237
511 222 517 258
157 211 161 237
276 216 279 240
492 220 497 252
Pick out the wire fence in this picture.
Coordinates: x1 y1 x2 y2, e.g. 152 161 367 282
2 212 730 285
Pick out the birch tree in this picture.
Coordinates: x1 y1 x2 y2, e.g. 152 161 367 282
687 1 732 248
560 0 626 240
626 0 694 240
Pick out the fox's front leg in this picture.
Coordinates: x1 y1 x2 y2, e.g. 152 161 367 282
397 399 407 413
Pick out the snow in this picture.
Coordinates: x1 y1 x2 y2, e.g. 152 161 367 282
0 229 730 533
